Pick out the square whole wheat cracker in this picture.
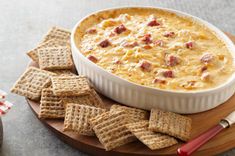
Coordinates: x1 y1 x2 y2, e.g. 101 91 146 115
126 120 178 150
149 109 192 141
89 111 136 151
38 46 74 70
62 89 106 109
39 88 65 119
110 104 149 123
27 38 69 63
64 104 106 136
11 67 55 100
51 76 91 96
42 26 71 43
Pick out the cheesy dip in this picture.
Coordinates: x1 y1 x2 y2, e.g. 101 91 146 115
77 8 234 91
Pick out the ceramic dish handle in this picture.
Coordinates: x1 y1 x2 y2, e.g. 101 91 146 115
177 124 225 156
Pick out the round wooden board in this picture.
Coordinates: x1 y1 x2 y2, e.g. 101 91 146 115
26 33 235 156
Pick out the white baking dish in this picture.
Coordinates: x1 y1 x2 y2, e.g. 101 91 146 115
71 7 235 114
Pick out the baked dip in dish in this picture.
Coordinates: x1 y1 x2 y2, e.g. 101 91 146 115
71 7 235 113
78 9 233 91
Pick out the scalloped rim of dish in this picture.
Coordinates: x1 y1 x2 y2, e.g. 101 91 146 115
71 6 235 96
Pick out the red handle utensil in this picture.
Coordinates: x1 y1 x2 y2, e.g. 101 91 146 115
177 111 235 156
177 122 226 156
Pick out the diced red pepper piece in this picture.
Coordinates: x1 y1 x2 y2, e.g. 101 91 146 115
154 40 164 47
166 55 180 67
201 53 214 63
139 60 152 72
87 55 98 63
147 20 160 27
98 39 111 48
162 70 174 78
114 24 127 34
141 34 152 44
86 28 97 34
163 31 175 37
122 41 138 48
153 78 166 84
185 41 194 49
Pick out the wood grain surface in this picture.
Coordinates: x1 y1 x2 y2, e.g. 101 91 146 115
26 33 235 156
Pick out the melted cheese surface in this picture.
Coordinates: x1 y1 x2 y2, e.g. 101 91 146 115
79 10 234 91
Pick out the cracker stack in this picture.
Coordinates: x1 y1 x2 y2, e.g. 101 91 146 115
11 26 105 120
11 26 194 152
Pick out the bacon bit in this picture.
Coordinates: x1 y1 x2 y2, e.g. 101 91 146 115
122 41 138 48
154 40 164 47
201 53 214 63
185 41 194 49
201 66 207 72
87 55 98 63
201 72 210 81
162 70 174 78
163 31 175 37
98 39 111 48
143 45 152 49
165 55 180 67
139 60 152 72
153 78 166 84
86 28 97 34
147 20 160 27
114 24 127 34
141 34 152 44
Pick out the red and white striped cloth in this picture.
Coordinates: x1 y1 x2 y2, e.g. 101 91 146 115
0 89 13 115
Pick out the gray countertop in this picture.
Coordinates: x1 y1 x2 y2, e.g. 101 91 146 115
0 0 234 155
